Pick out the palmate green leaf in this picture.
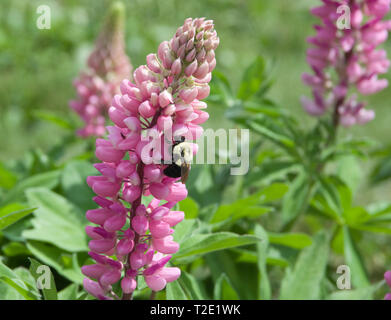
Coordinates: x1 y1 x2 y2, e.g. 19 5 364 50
327 281 384 300
0 204 36 230
1 170 61 205
173 232 260 262
268 232 312 249
23 188 88 252
29 258 57 300
26 241 84 284
342 227 370 288
282 170 310 225
237 56 266 101
166 280 188 300
61 160 97 212
214 273 239 300
279 232 329 300
255 225 271 300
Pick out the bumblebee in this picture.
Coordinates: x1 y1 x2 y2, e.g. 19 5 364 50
163 137 192 184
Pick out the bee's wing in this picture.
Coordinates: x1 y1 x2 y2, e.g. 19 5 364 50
181 163 191 184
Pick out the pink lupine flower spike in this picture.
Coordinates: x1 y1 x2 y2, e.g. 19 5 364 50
82 17 219 300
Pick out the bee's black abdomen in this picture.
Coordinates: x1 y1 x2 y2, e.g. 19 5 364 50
163 164 182 178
